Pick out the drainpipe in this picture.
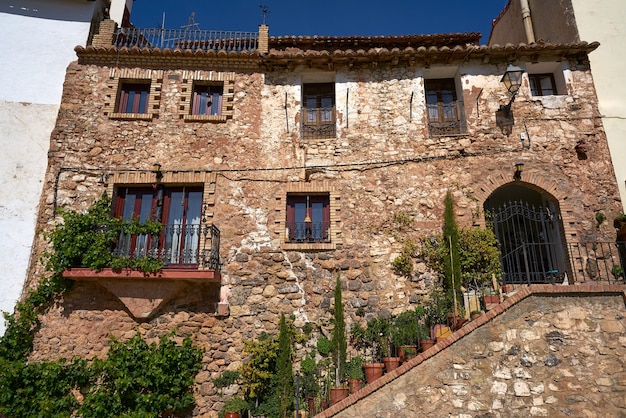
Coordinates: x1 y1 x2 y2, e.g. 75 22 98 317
520 0 536 44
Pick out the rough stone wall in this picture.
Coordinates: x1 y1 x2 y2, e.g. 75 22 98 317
22 54 623 417
329 290 626 418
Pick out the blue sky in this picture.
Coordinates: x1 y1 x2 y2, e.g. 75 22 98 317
129 1 509 44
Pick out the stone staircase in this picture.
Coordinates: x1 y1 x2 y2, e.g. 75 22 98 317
316 284 626 418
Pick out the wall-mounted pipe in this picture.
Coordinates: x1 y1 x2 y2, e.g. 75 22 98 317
284 92 289 133
520 0 536 44
346 88 349 129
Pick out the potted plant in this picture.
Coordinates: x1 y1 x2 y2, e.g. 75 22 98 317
221 396 249 418
345 356 365 394
470 310 482 320
426 287 452 342
350 322 384 384
482 287 500 305
365 316 400 373
392 307 424 362
329 277 349 405
301 353 321 414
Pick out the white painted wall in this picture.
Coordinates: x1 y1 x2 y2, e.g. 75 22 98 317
109 0 133 26
0 1 96 335
571 0 626 211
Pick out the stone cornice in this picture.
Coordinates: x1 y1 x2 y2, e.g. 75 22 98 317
75 41 599 70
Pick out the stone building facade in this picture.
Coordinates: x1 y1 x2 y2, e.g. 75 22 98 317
22 18 624 416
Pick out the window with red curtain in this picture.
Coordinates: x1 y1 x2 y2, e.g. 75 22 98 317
114 186 203 266
285 194 330 243
117 82 150 114
192 84 223 116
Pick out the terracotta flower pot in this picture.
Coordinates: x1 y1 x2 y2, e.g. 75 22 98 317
329 387 349 405
419 339 435 352
307 396 317 415
483 295 500 304
224 412 240 418
383 356 401 373
398 345 417 362
363 362 384 383
347 378 362 394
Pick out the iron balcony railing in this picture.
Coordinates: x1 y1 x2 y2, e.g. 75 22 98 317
286 221 330 243
567 241 625 284
113 27 258 52
301 107 336 139
427 100 467 136
499 241 625 285
114 223 221 270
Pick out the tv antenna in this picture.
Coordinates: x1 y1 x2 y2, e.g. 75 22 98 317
260 5 270 25
181 12 200 31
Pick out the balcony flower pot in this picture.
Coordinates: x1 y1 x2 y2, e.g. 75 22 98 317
345 356 364 393
382 356 401 373
483 294 500 304
347 378 363 394
419 338 435 352
307 396 316 414
222 396 248 418
329 387 349 405
362 362 384 383
447 312 466 331
398 345 417 362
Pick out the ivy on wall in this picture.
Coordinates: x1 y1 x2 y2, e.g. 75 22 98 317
0 196 202 417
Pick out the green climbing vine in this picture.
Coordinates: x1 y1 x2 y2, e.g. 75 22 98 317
0 195 202 417
46 194 163 274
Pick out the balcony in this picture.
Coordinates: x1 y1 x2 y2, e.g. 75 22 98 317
62 223 221 320
286 221 330 243
427 101 467 136
112 223 220 270
301 107 336 139
113 27 258 52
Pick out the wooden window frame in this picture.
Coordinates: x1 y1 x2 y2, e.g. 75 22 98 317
191 83 224 116
424 78 466 136
528 73 558 96
117 82 150 114
285 194 331 243
301 82 336 139
114 185 204 268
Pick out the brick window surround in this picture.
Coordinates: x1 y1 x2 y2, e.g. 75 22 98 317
107 170 217 270
104 68 163 120
276 181 341 250
179 71 234 122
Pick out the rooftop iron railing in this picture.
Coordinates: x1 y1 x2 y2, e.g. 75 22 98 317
113 27 259 52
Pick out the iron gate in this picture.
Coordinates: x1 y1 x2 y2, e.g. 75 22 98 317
488 201 567 285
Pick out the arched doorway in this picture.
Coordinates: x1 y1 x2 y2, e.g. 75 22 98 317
484 183 568 285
